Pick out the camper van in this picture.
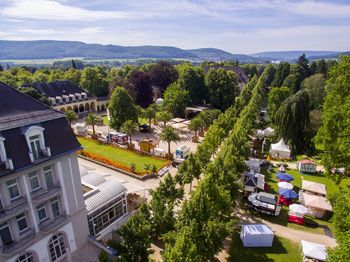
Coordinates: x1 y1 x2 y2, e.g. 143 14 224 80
248 192 282 216
108 131 128 145
175 145 191 159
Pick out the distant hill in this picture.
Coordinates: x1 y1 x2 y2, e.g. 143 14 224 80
251 51 341 61
0 40 267 63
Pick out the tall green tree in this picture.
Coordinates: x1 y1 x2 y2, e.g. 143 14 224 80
80 66 108 97
267 86 291 123
188 116 204 138
150 61 178 92
149 174 184 236
316 56 350 173
159 126 180 156
109 87 138 130
272 62 290 87
302 73 326 109
64 68 81 85
143 104 157 128
176 153 201 192
163 83 190 117
296 53 310 80
118 204 152 262
283 73 302 93
316 59 327 76
177 64 207 105
275 90 311 153
65 109 78 128
156 111 173 127
205 68 237 111
85 112 100 136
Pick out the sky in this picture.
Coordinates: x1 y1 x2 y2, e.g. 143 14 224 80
0 0 349 54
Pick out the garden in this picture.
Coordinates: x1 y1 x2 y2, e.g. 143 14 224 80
77 137 170 175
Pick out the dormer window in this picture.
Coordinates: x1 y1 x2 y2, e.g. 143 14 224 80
23 125 51 162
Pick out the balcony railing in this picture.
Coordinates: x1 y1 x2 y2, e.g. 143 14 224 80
28 147 51 162
0 228 35 255
31 184 61 204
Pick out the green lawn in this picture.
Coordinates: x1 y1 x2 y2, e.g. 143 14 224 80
259 166 350 234
228 229 301 262
78 137 168 172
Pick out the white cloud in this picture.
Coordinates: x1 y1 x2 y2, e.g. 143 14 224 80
0 0 129 21
287 1 350 18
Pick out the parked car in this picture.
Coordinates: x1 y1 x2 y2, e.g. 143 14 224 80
139 124 150 133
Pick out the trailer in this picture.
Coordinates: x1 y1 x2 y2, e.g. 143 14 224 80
248 192 282 216
108 132 128 145
175 145 191 159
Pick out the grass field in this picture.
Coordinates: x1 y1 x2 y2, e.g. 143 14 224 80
258 166 350 234
78 137 168 172
228 230 301 262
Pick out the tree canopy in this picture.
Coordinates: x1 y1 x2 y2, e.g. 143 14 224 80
162 83 190 117
109 86 138 130
267 86 291 123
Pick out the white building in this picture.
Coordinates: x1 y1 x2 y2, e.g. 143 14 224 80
0 82 89 262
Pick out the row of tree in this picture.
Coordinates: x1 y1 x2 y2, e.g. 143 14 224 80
115 66 268 261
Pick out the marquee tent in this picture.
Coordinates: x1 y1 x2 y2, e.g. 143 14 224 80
240 224 274 247
302 180 327 196
270 139 291 159
297 159 317 173
301 240 327 261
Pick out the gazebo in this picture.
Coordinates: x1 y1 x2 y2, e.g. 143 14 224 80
297 159 317 173
270 138 291 159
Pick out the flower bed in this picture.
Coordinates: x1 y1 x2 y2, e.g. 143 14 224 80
77 137 170 176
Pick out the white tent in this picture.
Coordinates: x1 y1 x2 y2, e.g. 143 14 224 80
302 180 327 196
240 224 274 247
301 240 327 261
270 139 291 159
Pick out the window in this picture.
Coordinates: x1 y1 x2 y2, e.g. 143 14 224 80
7 179 20 200
44 166 55 189
48 233 67 261
0 222 13 246
28 171 40 192
29 135 41 160
16 252 35 262
16 213 28 232
50 198 60 218
36 204 47 222
0 197 4 212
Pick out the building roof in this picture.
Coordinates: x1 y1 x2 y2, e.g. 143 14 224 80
298 159 316 165
80 167 127 213
0 81 62 130
22 80 92 98
202 65 249 83
0 81 81 174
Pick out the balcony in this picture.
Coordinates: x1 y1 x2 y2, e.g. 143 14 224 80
31 184 61 204
39 213 66 233
0 196 28 222
0 228 35 256
28 147 51 163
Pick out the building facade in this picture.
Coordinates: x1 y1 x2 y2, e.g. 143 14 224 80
0 82 89 262
22 80 108 115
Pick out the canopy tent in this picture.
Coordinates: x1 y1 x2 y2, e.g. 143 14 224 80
270 139 291 159
240 224 274 247
302 193 332 211
297 159 317 173
301 240 327 261
278 182 293 190
243 172 265 192
263 127 275 137
276 172 294 182
279 165 286 172
302 180 327 196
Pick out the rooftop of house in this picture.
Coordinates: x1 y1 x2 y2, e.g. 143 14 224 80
22 80 93 99
0 81 81 175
